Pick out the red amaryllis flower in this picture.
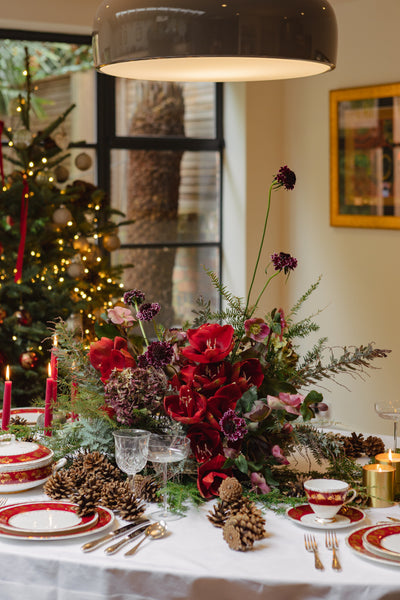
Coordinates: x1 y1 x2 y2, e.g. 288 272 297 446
181 323 234 364
187 423 222 463
206 383 243 429
231 358 264 392
180 362 230 396
89 337 136 383
197 455 232 498
164 385 207 425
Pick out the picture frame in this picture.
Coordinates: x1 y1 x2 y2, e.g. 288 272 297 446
330 82 400 229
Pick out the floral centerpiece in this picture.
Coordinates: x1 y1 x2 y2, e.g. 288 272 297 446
51 166 389 501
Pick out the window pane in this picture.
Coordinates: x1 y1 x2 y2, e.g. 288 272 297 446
111 149 220 244
116 81 216 138
114 246 220 328
0 40 96 144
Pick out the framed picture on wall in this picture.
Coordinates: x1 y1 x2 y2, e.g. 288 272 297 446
330 82 400 229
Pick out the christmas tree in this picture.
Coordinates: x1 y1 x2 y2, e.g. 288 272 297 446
0 49 127 406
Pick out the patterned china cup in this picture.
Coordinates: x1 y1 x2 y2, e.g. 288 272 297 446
303 478 357 523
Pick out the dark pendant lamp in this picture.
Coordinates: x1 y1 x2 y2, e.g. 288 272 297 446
93 0 337 82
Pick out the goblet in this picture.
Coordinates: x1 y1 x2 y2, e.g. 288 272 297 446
375 401 400 451
113 429 150 485
147 433 190 520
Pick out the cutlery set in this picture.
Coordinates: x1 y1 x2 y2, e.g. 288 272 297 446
81 519 167 556
304 532 342 571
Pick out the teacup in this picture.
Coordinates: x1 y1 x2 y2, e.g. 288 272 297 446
303 478 357 523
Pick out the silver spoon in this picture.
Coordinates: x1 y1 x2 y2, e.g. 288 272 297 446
124 520 167 556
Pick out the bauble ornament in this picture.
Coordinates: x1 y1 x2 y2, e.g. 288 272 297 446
36 170 50 185
72 236 90 253
53 205 73 227
75 152 92 171
67 261 84 279
14 309 32 326
54 165 69 183
103 234 121 252
13 128 33 150
20 351 38 369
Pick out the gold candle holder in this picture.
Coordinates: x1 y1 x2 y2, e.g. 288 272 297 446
362 464 395 507
376 450 400 495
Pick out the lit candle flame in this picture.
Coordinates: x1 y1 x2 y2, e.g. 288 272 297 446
53 334 58 348
5 365 10 381
389 449 393 460
48 363 52 378
377 465 382 471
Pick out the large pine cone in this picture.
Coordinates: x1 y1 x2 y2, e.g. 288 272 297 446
72 488 98 517
116 488 146 521
101 481 128 511
134 474 161 502
222 512 266 551
96 462 122 483
44 470 73 500
219 477 242 503
363 435 385 457
283 474 312 498
68 466 88 488
207 500 231 528
82 451 109 472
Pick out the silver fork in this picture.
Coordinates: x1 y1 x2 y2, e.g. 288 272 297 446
325 531 341 571
304 534 324 570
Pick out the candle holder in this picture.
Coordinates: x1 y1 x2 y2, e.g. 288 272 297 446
362 463 395 507
376 451 400 495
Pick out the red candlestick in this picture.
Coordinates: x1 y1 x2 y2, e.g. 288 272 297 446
2 366 12 431
44 363 54 436
50 335 58 404
70 381 78 422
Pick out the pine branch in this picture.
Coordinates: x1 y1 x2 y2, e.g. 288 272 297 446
204 268 244 314
289 276 322 317
291 344 391 388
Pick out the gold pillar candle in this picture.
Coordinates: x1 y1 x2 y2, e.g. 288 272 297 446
376 450 400 495
362 464 395 508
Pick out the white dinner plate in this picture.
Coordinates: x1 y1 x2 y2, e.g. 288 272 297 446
286 504 365 529
0 407 45 426
0 503 113 540
346 525 400 567
363 524 400 561
0 501 98 535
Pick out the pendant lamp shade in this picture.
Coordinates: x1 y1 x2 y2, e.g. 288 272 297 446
93 0 337 82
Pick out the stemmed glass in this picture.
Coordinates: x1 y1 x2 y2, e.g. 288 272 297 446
147 433 190 521
113 429 150 487
375 401 400 451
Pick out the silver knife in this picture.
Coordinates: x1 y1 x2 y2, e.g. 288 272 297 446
81 519 149 553
104 524 150 555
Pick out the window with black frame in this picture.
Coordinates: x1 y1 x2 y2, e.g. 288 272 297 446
0 30 223 330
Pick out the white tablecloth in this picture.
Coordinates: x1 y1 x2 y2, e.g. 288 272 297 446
1 484 400 600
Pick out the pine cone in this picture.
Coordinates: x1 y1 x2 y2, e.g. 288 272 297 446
70 450 90 469
82 451 109 472
9 416 28 426
44 470 73 500
134 474 161 502
116 488 146 521
101 480 128 511
283 474 312 498
223 512 266 551
68 466 88 488
363 435 385 457
339 433 365 458
219 477 242 503
72 488 98 517
95 462 122 483
207 500 231 528
76 473 104 503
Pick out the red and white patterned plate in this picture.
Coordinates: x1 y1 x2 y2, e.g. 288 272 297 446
363 525 400 561
286 504 365 529
346 525 400 567
0 407 44 426
0 503 113 540
0 501 98 535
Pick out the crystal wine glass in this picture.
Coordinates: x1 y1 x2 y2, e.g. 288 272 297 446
147 433 190 521
113 429 150 487
375 401 400 451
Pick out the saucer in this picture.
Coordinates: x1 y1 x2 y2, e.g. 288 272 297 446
286 504 365 529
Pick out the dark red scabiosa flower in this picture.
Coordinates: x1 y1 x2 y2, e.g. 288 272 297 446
164 385 207 425
219 408 247 442
187 423 223 463
89 337 136 383
181 323 235 364
136 302 161 321
271 252 298 274
138 341 174 369
197 455 232 498
123 289 146 306
274 165 296 190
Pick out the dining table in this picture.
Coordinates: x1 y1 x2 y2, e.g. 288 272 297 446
1 432 400 600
